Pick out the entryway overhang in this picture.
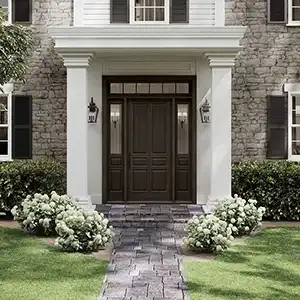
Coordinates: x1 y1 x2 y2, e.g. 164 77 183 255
48 25 247 211
48 25 246 56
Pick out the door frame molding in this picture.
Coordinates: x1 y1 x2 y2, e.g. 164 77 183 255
102 75 196 204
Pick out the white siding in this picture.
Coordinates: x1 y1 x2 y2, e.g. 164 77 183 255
83 0 110 26
189 0 215 26
81 0 215 26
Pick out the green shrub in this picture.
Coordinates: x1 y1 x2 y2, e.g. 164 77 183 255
232 160 300 220
0 159 66 213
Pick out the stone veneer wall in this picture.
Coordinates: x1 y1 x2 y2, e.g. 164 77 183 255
14 0 72 162
226 0 300 161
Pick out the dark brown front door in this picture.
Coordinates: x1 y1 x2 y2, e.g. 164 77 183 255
128 99 171 202
104 77 196 204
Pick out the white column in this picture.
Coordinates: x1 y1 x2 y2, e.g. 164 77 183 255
203 52 236 213
63 53 95 210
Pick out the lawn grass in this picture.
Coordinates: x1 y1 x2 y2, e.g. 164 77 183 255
185 227 300 300
0 227 108 300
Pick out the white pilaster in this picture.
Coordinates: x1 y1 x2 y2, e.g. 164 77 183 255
203 52 237 213
63 52 95 210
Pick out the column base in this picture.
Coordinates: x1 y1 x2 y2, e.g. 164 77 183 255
75 197 95 211
202 197 219 214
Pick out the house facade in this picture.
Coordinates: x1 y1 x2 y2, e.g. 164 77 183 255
0 0 298 211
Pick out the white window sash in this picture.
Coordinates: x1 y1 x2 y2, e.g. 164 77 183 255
288 92 300 160
130 0 169 24
0 92 12 160
287 0 300 25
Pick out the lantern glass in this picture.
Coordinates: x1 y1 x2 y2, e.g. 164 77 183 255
200 99 211 123
88 98 99 123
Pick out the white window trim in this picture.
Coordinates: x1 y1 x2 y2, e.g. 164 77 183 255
288 91 300 161
0 91 12 161
129 0 170 24
1 0 12 25
287 0 300 26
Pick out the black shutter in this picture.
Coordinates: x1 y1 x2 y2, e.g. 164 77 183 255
268 0 287 23
170 0 189 23
12 95 32 159
111 0 129 23
267 95 288 159
12 0 32 23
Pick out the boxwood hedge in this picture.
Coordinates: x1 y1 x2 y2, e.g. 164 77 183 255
232 160 300 220
0 159 66 214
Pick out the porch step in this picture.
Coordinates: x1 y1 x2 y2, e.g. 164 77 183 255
96 204 204 228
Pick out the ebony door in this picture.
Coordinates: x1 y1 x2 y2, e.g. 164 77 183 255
128 99 172 202
104 77 196 204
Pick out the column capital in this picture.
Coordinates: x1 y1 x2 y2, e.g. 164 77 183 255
205 52 238 68
59 52 94 68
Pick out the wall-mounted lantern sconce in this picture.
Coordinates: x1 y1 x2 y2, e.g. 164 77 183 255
200 98 211 123
88 97 99 123
111 111 120 128
177 111 188 128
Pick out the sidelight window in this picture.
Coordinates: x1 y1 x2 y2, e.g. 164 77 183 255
110 104 122 154
177 104 189 154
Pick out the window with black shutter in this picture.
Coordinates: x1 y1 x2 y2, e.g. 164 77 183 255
268 0 287 23
170 0 188 23
110 0 189 24
267 95 288 159
111 0 129 23
12 95 32 159
12 0 32 23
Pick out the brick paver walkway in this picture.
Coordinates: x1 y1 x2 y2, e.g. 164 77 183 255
97 204 203 300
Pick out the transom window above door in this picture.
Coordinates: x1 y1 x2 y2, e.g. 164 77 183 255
130 0 169 24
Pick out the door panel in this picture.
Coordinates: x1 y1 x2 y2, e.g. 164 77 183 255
128 100 171 202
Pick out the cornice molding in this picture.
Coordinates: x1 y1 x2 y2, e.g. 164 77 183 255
59 52 94 68
205 52 239 68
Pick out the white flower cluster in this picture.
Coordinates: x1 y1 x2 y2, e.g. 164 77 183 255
213 194 266 236
11 191 78 235
55 209 114 252
184 214 234 253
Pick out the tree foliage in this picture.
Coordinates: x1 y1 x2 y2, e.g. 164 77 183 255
0 8 34 87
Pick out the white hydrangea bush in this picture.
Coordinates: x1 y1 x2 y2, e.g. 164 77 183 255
55 209 114 252
183 214 234 253
11 191 78 235
213 194 266 236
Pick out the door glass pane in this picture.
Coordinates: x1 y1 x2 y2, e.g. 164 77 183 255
150 83 162 93
110 104 122 154
0 96 8 125
124 83 136 94
110 83 122 94
176 83 189 94
137 83 149 93
177 104 189 154
163 83 175 94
